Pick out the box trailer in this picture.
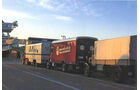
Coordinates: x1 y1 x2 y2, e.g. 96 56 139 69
84 35 137 82
48 37 97 72
24 41 51 66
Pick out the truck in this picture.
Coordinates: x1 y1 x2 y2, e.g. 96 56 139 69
48 37 98 72
24 41 52 66
84 35 137 82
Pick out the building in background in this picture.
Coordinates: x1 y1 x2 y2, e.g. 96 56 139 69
2 20 27 57
2 20 18 57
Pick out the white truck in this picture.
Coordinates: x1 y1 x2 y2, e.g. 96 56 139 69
84 35 137 82
24 41 51 66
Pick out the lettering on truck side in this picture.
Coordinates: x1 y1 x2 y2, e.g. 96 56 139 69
56 46 71 55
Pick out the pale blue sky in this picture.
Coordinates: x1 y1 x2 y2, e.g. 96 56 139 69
2 0 137 40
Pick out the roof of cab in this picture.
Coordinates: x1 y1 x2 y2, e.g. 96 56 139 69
52 36 97 44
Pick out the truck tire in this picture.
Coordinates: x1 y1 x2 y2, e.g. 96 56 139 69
103 65 111 77
51 62 56 70
33 60 37 67
46 61 51 69
27 61 31 65
62 63 67 72
84 63 91 77
112 66 124 83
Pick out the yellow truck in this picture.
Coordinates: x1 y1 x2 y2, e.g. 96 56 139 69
84 35 137 82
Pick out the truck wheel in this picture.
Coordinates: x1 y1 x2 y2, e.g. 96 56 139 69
84 63 91 77
26 58 31 65
27 62 31 65
62 63 67 72
103 65 111 77
33 60 37 67
51 62 56 70
46 61 51 69
112 66 124 83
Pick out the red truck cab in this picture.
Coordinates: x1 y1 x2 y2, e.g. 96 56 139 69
49 37 97 72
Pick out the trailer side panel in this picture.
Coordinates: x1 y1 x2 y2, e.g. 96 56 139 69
51 40 76 64
93 36 130 65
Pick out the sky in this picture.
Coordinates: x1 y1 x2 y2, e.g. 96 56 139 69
2 0 137 40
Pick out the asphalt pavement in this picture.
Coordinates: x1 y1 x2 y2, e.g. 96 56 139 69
2 56 137 90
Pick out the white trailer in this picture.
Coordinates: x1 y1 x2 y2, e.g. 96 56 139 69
24 41 51 66
84 35 137 82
